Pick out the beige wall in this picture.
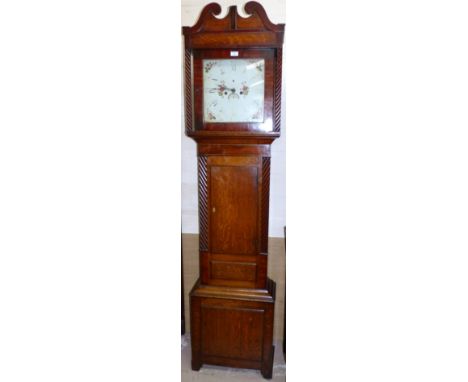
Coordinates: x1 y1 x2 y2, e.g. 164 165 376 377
182 234 286 342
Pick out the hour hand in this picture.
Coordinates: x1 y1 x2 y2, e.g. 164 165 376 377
228 88 239 99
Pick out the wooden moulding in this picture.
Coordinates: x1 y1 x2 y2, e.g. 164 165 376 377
182 2 285 49
188 131 280 145
190 277 276 303
197 143 271 157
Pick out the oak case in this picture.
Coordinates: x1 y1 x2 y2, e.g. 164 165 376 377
183 2 284 378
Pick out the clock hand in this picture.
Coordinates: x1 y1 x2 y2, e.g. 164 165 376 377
228 87 239 99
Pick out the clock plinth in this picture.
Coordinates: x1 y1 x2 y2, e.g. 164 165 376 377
190 278 276 379
183 2 284 378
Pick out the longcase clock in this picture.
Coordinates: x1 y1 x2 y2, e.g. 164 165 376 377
182 2 284 378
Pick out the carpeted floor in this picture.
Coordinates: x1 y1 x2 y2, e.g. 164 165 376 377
181 334 286 381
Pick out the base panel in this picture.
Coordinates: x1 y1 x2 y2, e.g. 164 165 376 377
190 278 276 379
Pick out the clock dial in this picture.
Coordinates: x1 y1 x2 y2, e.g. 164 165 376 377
203 59 265 123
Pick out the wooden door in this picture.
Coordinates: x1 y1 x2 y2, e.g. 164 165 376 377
204 155 264 288
209 157 259 255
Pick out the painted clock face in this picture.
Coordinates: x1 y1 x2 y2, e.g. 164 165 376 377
203 59 265 123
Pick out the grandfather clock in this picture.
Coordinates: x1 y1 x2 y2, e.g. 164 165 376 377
183 2 284 379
